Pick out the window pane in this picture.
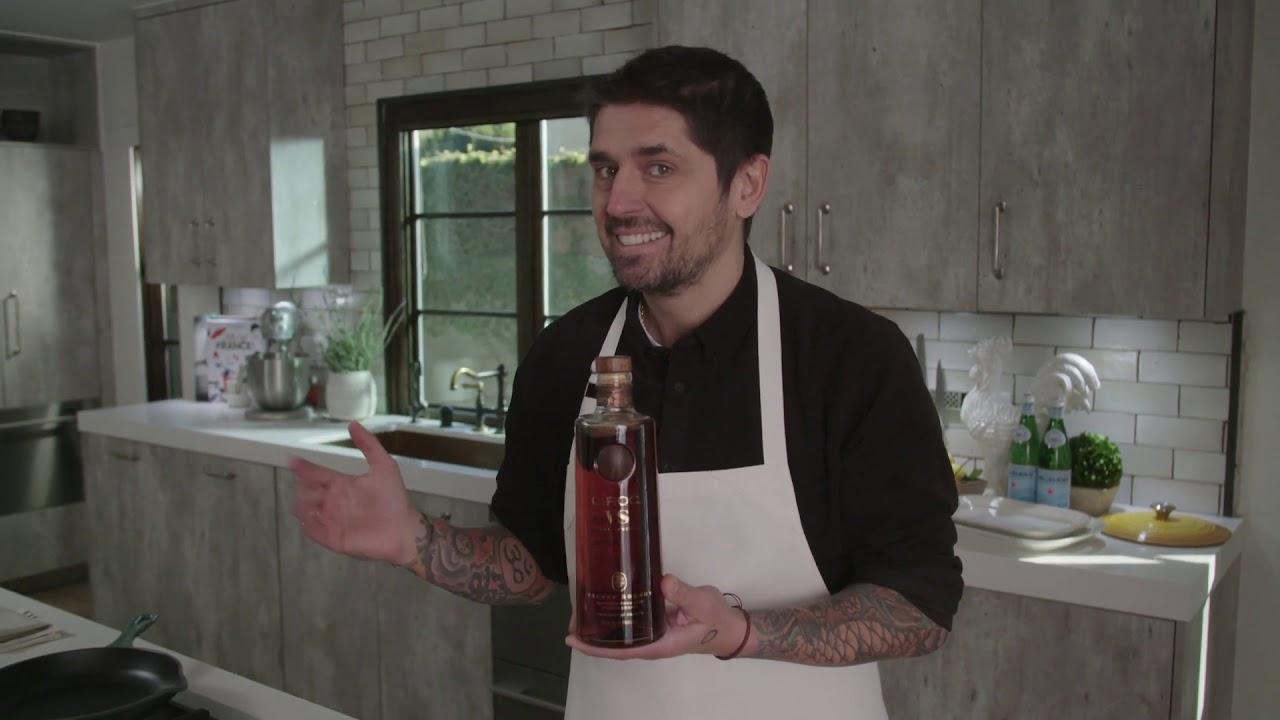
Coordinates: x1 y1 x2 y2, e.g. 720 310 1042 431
542 117 591 211
419 314 518 410
417 217 516 312
414 124 516 214
545 213 616 317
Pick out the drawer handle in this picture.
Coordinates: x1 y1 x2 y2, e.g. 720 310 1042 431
109 450 141 462
202 468 237 480
992 200 1008 279
778 202 795 273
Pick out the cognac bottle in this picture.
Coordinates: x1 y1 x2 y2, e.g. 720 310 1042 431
574 355 665 647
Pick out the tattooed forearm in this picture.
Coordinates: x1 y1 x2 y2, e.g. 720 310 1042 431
748 584 948 666
400 512 555 605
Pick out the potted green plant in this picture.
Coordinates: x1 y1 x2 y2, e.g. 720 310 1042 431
1068 431 1125 516
320 295 405 421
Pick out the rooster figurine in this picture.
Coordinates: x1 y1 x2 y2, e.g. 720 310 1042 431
1029 352 1101 435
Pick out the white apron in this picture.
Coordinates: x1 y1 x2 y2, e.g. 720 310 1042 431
562 254 888 720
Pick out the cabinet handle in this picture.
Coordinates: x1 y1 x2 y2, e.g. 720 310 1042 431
189 220 203 266
203 218 217 267
778 202 795 273
3 290 19 359
815 203 832 275
202 467 237 480
992 201 1008 279
109 450 141 462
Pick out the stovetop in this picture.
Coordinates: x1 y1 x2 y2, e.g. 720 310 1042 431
141 700 215 720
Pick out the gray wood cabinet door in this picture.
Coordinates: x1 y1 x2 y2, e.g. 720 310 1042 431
198 0 272 288
274 470 382 720
806 0 981 310
141 446 285 689
879 587 1175 719
977 0 1216 317
0 145 102 406
377 492 494 720
654 0 808 276
135 7 206 286
83 434 160 630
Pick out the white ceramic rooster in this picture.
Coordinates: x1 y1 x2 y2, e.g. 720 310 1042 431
1029 352 1101 435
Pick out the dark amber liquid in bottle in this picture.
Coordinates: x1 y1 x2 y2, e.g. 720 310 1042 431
574 410 665 648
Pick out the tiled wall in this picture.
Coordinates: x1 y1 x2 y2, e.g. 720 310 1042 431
882 309 1234 515
341 0 654 291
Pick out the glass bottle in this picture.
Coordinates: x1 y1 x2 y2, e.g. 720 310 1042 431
1036 401 1072 508
574 355 665 647
1008 394 1040 502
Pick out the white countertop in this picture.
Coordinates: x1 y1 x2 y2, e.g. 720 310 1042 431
78 400 1244 623
0 587 355 720
78 399 501 505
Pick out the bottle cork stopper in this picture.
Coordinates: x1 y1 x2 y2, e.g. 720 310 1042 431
594 356 631 373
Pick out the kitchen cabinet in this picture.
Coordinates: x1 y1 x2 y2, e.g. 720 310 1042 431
376 490 494 720
0 144 101 407
655 0 1252 319
83 439 285 691
275 469 382 720
134 0 348 289
879 568 1240 719
976 0 1216 318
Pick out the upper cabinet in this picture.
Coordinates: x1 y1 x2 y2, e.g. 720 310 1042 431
134 0 349 289
977 0 1216 318
655 0 1253 320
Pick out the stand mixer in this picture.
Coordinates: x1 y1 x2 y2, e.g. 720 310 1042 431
243 301 314 421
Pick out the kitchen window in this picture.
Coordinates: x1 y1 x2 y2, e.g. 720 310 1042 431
380 78 615 420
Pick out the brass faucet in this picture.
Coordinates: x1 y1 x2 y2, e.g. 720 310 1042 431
450 367 493 433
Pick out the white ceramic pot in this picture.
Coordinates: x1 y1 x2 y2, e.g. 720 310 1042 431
1069 485 1121 517
326 370 377 421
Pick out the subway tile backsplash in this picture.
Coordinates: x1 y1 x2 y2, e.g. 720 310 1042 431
889 310 1233 515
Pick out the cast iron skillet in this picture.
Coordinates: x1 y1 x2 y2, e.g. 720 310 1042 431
0 613 188 720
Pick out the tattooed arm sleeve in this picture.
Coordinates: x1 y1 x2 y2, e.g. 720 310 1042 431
745 583 948 666
399 512 555 605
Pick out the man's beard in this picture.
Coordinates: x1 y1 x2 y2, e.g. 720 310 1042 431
606 200 734 297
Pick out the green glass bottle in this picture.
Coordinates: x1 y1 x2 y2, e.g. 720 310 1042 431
1036 401 1071 508
1008 394 1039 502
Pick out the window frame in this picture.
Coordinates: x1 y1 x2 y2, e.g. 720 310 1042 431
378 78 599 416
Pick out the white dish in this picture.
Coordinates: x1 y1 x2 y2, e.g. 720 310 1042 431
957 517 1106 551
952 495 1093 540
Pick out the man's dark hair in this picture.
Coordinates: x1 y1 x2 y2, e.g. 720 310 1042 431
583 46 774 238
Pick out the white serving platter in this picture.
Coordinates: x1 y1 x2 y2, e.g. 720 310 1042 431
952 495 1094 540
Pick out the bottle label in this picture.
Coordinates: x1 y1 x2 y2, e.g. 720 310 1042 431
1008 464 1038 502
1013 426 1032 443
1044 429 1067 449
1036 469 1071 508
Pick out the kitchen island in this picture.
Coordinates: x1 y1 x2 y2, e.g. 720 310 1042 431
77 400 1246 719
0 586 356 720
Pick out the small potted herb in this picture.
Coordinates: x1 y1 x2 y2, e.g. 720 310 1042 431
321 295 405 421
1069 432 1125 516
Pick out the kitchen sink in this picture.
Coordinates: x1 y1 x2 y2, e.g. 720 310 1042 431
324 429 505 470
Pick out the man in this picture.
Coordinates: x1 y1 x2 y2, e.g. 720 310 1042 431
292 46 962 719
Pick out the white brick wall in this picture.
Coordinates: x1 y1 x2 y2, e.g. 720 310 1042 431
886 309 1235 514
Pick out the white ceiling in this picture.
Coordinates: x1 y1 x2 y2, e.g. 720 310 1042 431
0 0 141 43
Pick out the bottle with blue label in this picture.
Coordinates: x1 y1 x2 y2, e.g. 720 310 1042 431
1008 394 1040 502
1036 401 1072 507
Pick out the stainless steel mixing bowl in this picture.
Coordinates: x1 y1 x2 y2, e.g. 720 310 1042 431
244 353 312 411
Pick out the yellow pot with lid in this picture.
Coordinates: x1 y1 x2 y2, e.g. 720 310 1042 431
1102 502 1232 547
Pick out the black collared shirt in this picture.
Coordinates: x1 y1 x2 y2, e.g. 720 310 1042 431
490 255 964 630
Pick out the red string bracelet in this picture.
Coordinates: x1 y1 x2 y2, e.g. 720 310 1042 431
716 593 751 661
